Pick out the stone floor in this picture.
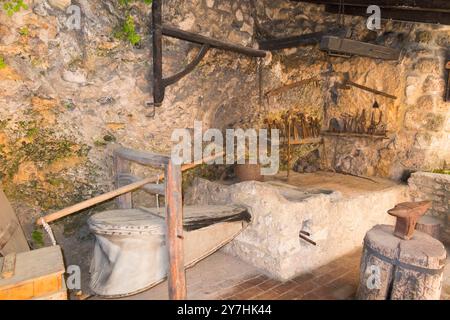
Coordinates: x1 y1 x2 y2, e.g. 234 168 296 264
92 245 449 300
118 249 361 300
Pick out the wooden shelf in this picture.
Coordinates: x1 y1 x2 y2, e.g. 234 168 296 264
272 137 323 146
321 131 389 140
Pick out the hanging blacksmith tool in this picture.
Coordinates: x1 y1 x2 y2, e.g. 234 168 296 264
264 78 321 99
320 36 401 61
356 109 367 134
388 201 432 240
445 60 450 102
299 230 317 246
367 101 384 135
340 72 397 100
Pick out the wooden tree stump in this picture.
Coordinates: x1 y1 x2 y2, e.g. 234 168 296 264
415 216 443 240
357 225 446 300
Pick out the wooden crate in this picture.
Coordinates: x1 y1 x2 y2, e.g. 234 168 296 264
0 246 66 300
33 278 67 300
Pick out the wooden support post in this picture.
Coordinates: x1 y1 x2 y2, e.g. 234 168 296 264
114 155 133 209
165 160 186 300
152 0 164 106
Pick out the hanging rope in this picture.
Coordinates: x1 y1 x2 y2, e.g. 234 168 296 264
40 218 57 246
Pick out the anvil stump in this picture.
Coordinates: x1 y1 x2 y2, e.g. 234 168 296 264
356 225 446 300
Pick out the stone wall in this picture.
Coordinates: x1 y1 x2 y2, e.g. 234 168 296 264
408 172 450 243
0 0 261 242
252 1 450 180
0 0 449 245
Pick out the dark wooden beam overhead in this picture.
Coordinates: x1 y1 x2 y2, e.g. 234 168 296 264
325 5 450 25
291 0 450 12
292 1 450 25
162 26 266 57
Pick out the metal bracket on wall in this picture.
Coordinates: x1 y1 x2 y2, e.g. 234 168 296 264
150 0 266 114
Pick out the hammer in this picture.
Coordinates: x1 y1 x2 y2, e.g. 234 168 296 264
387 201 432 240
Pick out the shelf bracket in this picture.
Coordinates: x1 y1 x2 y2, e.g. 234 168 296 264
151 0 266 108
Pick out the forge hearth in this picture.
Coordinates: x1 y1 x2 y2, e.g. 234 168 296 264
185 172 410 280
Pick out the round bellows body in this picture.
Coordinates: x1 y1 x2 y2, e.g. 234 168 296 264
88 209 168 298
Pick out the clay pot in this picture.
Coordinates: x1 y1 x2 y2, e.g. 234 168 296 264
235 164 264 182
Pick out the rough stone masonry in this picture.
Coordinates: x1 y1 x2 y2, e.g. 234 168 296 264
409 172 450 243
0 1 449 247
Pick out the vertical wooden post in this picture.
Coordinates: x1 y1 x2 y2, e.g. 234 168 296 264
114 155 133 209
165 160 186 300
152 0 165 106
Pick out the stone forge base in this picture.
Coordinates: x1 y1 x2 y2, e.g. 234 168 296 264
185 172 410 281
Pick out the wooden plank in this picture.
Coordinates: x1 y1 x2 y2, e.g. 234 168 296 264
258 28 347 51
1 253 16 279
113 147 171 167
33 277 67 300
322 131 389 139
320 36 400 60
288 137 323 145
0 189 29 255
0 246 65 299
162 25 267 58
165 160 186 300
38 176 158 225
140 205 251 231
259 32 325 50
325 4 450 25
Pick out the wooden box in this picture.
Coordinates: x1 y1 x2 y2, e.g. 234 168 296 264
0 246 66 300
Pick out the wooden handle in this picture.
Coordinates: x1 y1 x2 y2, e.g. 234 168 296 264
37 152 224 225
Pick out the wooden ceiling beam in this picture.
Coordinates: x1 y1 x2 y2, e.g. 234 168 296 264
291 0 450 12
325 4 450 25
